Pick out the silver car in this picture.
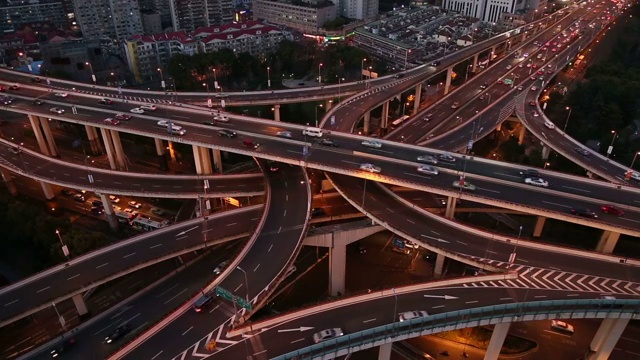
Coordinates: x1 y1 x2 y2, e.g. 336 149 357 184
361 139 382 149
417 155 437 164
417 165 439 175
359 163 381 173
49 107 65 114
312 328 343 343
399 310 428 322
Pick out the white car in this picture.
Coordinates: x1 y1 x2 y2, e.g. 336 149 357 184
312 328 343 343
399 310 428 322
359 163 381 173
417 165 439 175
123 208 139 217
551 320 574 334
531 86 538 91
157 120 169 127
49 107 65 114
451 102 459 109
54 92 68 97
438 153 456 162
417 155 438 164
506 65 512 70
524 177 549 187
128 201 142 209
109 195 121 203
361 139 382 149
130 108 144 114
213 260 230 275
517 86 523 91
532 111 539 117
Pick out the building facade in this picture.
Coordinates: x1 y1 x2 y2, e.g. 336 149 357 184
169 0 234 32
341 0 378 21
0 0 67 34
125 31 197 82
198 20 284 55
441 0 544 24
73 0 143 39
252 0 336 34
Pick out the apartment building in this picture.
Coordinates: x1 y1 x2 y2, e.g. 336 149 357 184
252 0 337 34
0 0 67 34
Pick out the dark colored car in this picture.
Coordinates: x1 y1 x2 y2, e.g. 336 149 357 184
9 84 19 90
430 61 441 67
73 194 85 202
319 138 337 147
573 147 590 156
60 189 74 197
91 206 104 215
91 200 103 207
31 77 42 83
311 208 326 217
34 99 44 105
267 161 279 172
218 129 236 138
99 98 113 105
519 169 540 178
104 324 131 344
570 208 598 219
601 205 624 216
50 338 75 358
115 113 131 121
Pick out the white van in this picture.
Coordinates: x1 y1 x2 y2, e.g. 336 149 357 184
140 104 157 111
213 115 229 122
302 127 323 138
167 124 186 135
544 120 555 130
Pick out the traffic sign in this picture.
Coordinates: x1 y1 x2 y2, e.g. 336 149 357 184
216 286 233 302
236 296 252 311
393 238 405 248
330 116 335 126
207 98 212 107
467 140 473 150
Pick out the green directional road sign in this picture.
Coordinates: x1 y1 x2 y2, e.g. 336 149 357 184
236 296 252 311
503 78 513 85
216 286 233 302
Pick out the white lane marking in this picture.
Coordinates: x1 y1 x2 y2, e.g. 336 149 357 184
227 223 237 226
156 284 178 298
163 288 188 304
268 244 273 252
542 201 572 208
37 287 51 293
621 337 640 343
234 284 243 292
175 236 187 241
151 351 163 360
363 318 377 323
67 274 80 280
406 219 415 224
96 263 108 269
181 326 193 336
291 338 305 344
254 264 260 272
457 241 468 245
149 244 162 249
386 208 394 213
561 185 590 193
4 299 19 306
566 294 580 297
494 172 520 178
622 218 640 224
284 210 287 217
543 330 573 338
403 172 432 180
432 305 445 309
477 187 500 194
431 231 440 235
534 295 547 298
500 297 512 301
465 301 478 304
123 252 136 258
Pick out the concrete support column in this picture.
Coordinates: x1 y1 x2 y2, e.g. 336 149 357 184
99 128 117 170
109 130 127 170
39 117 58 157
444 67 453 95
596 230 620 254
533 216 546 237
518 125 526 145
589 318 630 360
496 122 502 132
28 115 51 156
85 125 100 154
72 294 89 317
433 253 445 279
0 168 17 196
491 46 497 58
381 101 390 131
521 32 526 42
413 83 422 114
154 138 168 170
472 53 479 73
199 146 212 174
326 99 333 111
378 342 392 360
445 196 457 219
484 323 511 360
192 145 204 174
167 141 177 162
98 193 118 231
590 318 616 353
541 145 551 160
274 104 281 122
329 237 347 296
212 149 223 173
40 181 55 200
363 111 371 135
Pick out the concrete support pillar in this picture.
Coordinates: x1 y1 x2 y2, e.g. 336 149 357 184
472 53 479 73
329 238 347 296
363 111 371 135
274 104 281 122
521 32 526 42
109 130 127 170
98 193 118 231
484 323 511 360
154 138 168 171
199 146 212 174
496 122 502 132
0 168 17 196
40 181 55 200
589 318 630 360
444 67 453 95
445 196 457 219
39 117 58 157
85 125 100 154
28 115 51 156
378 342 392 360
433 253 445 279
541 145 551 160
167 141 177 162
381 101 390 131
590 318 616 353
518 125 526 145
413 83 422 114
72 293 89 317
326 99 333 111
596 231 620 254
212 149 223 173
192 145 204 174
533 216 546 237
99 128 117 170
491 46 497 59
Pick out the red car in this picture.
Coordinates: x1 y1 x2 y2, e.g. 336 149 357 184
529 101 537 106
115 113 131 120
601 205 624 216
537 70 544 75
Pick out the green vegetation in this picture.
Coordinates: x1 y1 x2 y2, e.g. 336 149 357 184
0 191 109 274
435 327 537 354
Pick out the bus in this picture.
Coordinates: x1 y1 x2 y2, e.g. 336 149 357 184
131 217 169 232
115 211 136 224
390 115 410 129
574 59 582 67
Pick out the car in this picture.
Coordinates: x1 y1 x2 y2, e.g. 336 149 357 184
213 115 229 122
452 179 476 191
31 77 42 83
267 160 279 172
8 146 21 155
276 130 292 138
0 96 13 105
104 324 132 344
480 83 488 89
529 101 537 106
537 70 545 75
526 63 532 68
551 320 574 334
417 165 439 175
361 139 382 149
547 69 554 74
532 111 539 117
319 138 337 147
9 84 19 90
123 208 139 217
99 98 113 105
33 99 44 105
551 48 557 52
141 104 157 111
506 65 512 70
359 163 381 173
530 76 536 80
151 208 165 216
497 79 503 84
518 63 524 68
193 294 214 313
167 125 186 136
438 153 456 162
479 94 486 100
601 205 624 216
54 92 68 97
130 107 144 114
417 155 437 164
218 129 236 138
60 189 74 197
517 86 523 91
573 147 590 156
49 338 76 358
451 102 459 109
73 194 85 202
430 61 440 67
399 310 429 322
523 53 529 57
530 86 538 91
157 120 169 127
312 328 343 343
49 107 65 114
128 201 142 209
311 208 326 217
570 207 598 219
519 169 540 178
202 120 215 126
91 206 104 215
115 113 131 121
103 118 119 125
213 260 230 275
109 195 120 203
524 177 549 187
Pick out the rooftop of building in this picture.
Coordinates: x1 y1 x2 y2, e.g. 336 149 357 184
255 0 335 9
131 31 196 44
200 25 281 43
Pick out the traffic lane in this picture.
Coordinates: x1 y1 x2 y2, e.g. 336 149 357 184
0 207 261 325
123 165 311 359
0 142 265 197
213 286 613 359
331 174 640 282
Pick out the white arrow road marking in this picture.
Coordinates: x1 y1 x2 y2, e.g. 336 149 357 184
541 271 563 290
420 234 450 243
423 295 458 300
600 279 615 294
611 280 624 294
176 226 198 236
278 326 315 333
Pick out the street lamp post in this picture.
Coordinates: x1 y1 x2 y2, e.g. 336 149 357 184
213 68 219 91
315 104 323 127
55 230 70 261
318 63 323 84
361 58 366 80
85 62 96 85
392 288 398 331
157 68 165 91
630 152 640 170
465 64 473 82
267 66 271 89
563 106 572 132
236 266 250 302
607 130 617 158
338 77 344 102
